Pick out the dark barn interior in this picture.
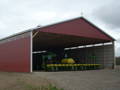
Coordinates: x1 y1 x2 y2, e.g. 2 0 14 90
32 17 115 71
32 31 114 71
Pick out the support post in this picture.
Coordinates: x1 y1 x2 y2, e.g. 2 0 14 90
30 31 33 72
93 44 96 69
102 43 105 69
112 41 116 69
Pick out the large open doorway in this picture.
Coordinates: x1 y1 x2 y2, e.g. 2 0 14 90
32 31 114 71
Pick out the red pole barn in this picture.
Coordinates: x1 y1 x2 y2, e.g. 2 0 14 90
0 17 115 72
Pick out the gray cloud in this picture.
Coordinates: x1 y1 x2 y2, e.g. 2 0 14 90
0 0 119 56
94 1 120 29
0 0 103 38
117 38 120 43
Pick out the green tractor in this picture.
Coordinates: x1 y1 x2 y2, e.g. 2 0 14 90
42 52 56 71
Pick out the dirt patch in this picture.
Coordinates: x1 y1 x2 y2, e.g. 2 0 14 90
0 67 120 90
0 72 52 90
34 68 120 90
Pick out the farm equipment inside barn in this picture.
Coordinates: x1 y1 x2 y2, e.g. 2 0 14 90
32 17 115 72
33 49 101 71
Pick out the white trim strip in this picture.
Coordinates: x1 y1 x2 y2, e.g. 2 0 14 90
30 31 33 72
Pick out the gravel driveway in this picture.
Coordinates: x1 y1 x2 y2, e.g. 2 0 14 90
34 67 120 90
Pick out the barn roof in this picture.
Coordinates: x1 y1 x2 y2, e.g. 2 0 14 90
0 16 115 45
33 17 115 51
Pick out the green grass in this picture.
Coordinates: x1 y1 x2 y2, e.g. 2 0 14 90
24 84 64 90
17 79 64 90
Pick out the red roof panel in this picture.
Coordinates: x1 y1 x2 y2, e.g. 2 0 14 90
36 17 113 41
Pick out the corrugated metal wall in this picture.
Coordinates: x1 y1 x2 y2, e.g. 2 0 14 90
66 44 114 69
0 32 31 72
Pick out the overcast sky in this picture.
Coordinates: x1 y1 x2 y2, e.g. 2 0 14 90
0 0 120 56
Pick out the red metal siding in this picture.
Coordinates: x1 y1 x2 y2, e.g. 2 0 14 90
39 18 112 41
0 35 31 72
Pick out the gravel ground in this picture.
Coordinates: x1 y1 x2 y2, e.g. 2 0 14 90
0 72 52 90
34 66 120 90
0 66 120 90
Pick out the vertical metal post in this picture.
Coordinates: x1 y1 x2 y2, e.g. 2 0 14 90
112 41 116 69
84 45 86 70
93 44 95 70
102 43 105 69
30 31 33 72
